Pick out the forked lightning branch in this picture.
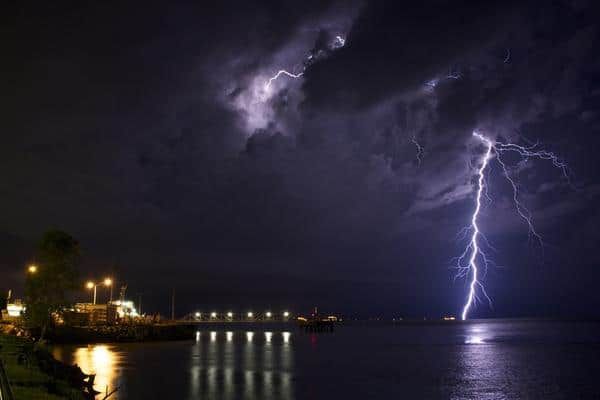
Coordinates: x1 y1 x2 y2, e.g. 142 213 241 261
458 131 569 320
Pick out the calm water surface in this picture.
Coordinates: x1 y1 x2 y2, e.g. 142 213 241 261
52 319 600 399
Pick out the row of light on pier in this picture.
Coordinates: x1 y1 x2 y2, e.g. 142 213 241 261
194 311 290 319
196 331 291 343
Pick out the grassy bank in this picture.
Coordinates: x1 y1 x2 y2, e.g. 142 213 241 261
0 331 86 400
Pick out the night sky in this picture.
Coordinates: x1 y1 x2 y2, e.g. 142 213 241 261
2 1 599 318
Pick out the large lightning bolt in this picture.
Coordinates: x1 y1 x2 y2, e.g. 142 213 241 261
460 132 493 321
459 131 569 320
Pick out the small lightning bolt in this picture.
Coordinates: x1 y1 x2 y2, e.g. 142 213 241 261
458 131 569 320
411 136 424 166
263 34 346 93
264 70 304 91
424 69 461 91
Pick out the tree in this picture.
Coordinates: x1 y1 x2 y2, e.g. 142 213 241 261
24 230 80 340
0 290 6 311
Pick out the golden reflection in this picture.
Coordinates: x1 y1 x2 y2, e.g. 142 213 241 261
74 345 117 395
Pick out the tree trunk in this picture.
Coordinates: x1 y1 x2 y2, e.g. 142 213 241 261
39 323 47 342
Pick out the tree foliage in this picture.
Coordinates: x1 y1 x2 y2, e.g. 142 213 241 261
24 230 80 338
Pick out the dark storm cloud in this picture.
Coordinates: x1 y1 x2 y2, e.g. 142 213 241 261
1 1 599 317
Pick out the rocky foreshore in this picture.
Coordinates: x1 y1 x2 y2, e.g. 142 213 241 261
48 323 195 343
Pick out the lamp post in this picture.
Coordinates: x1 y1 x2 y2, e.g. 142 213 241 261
86 278 112 305
86 281 96 304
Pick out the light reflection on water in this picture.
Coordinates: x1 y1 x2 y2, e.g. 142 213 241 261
50 321 600 399
54 344 120 396
53 331 293 400
464 324 488 344
192 330 293 400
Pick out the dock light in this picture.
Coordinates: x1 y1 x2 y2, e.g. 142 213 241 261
265 311 272 318
210 312 217 318
283 311 290 318
27 264 38 274
227 312 233 318
247 312 253 318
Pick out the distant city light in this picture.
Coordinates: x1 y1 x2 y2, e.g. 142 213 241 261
265 311 272 318
210 312 217 318
27 265 37 274
104 278 112 287
283 311 290 317
86 281 95 289
194 312 201 318
227 311 233 318
247 312 253 318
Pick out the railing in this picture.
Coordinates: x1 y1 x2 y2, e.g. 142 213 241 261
0 358 14 400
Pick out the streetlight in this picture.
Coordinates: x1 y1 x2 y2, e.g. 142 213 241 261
85 278 113 305
86 281 96 304
210 312 217 319
227 312 233 319
283 311 290 318
27 264 38 274
265 311 272 318
247 311 254 318
194 312 201 319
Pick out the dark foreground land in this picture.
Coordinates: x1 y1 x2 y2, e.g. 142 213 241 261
0 328 90 399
